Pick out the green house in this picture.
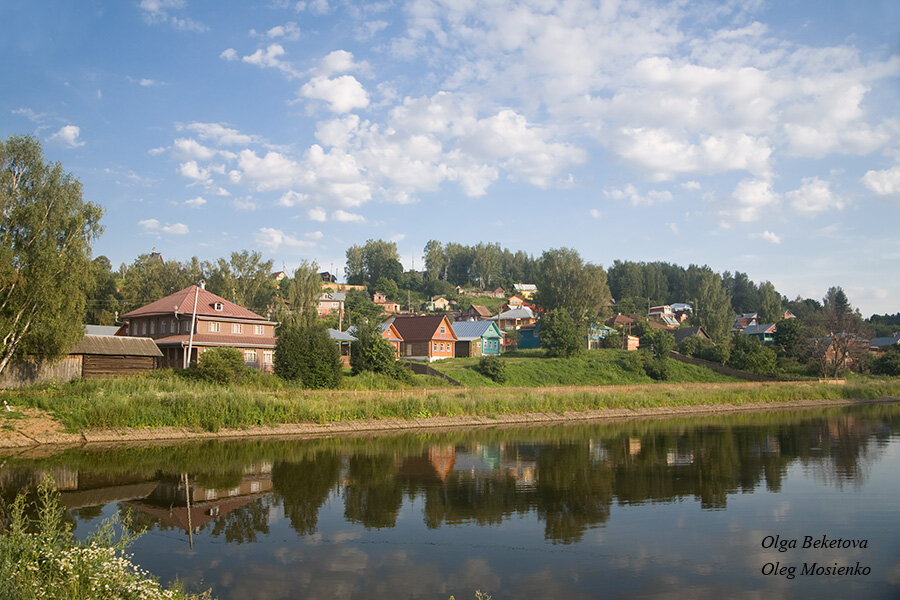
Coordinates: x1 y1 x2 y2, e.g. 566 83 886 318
451 321 504 357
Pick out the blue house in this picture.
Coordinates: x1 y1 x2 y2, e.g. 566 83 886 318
451 320 504 357
516 323 541 350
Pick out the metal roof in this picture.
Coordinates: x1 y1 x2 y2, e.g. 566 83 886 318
870 336 900 347
741 323 776 335
327 328 358 342
494 306 535 320
391 315 457 341
84 325 121 336
70 335 163 357
121 285 271 322
451 321 500 341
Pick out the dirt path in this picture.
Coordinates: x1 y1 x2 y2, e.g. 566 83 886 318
1 396 897 450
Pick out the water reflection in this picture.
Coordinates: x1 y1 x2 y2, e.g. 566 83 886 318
2 404 899 599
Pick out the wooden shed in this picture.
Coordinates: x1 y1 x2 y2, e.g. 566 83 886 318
71 335 163 378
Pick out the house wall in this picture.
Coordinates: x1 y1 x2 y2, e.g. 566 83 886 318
82 355 156 378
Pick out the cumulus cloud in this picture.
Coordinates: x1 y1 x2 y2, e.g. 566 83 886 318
178 160 223 183
242 44 299 77
332 209 365 222
787 177 846 215
278 190 308 207
258 22 300 41
255 227 315 252
220 48 238 61
604 184 673 206
138 0 207 32
180 122 258 146
139 218 189 235
752 230 782 244
307 207 327 221
318 50 366 76
728 179 780 222
49 125 85 148
300 75 369 113
862 165 900 196
185 196 206 207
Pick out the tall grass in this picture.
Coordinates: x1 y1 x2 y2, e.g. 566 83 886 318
0 480 212 600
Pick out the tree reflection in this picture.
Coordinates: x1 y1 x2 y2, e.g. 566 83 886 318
271 451 341 535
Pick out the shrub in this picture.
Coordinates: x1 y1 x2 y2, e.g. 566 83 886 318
621 349 645 374
643 355 670 380
195 347 246 384
729 334 778 375
274 321 342 389
872 347 900 376
698 340 730 364
642 329 674 360
476 355 507 383
350 321 404 378
540 308 581 358
600 330 621 349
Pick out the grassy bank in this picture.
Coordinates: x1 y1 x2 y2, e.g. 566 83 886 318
0 482 211 600
4 367 899 433
430 348 738 386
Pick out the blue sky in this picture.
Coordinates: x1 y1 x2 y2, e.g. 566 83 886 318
2 0 898 315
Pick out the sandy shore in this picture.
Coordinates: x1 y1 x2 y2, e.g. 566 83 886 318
2 395 897 450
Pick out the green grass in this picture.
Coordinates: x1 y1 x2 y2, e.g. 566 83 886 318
430 348 739 387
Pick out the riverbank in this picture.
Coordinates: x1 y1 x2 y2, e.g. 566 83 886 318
2 380 898 448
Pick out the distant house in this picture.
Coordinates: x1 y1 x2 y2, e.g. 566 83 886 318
587 323 616 349
672 326 711 346
606 314 635 331
516 323 541 349
741 323 777 343
494 306 536 331
506 294 526 308
783 310 797 320
391 315 458 361
870 335 900 352
379 321 404 358
732 313 759 332
513 284 537 299
452 321 503 357
319 271 338 283
373 292 402 314
270 271 287 282
462 304 493 320
426 296 452 312
317 292 346 318
121 285 277 371
327 328 357 367
487 287 506 299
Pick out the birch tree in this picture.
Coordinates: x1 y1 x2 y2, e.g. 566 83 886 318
0 136 102 375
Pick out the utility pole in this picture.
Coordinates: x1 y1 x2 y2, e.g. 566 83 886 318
184 283 201 369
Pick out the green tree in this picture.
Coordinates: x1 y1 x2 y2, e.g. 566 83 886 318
206 250 275 315
689 268 733 343
84 256 122 326
273 320 341 388
349 320 409 380
280 261 321 326
345 245 366 285
344 289 384 326
373 277 399 302
757 281 782 324
195 347 246 384
773 317 802 358
729 334 778 375
472 242 502 288
534 248 611 326
119 253 194 311
540 308 581 357
0 136 103 376
423 240 446 280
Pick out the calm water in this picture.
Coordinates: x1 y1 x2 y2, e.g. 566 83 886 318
2 404 900 599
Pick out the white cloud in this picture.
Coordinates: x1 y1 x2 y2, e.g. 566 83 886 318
319 50 366 76
237 149 302 191
667 222 679 234
255 227 315 252
171 138 217 160
589 209 601 219
728 179 780 222
752 230 782 244
300 75 369 113
241 44 298 77
138 0 207 32
307 207 327 221
787 177 846 216
278 190 308 207
181 122 257 146
332 209 365 222
185 196 206 207
48 125 85 148
12 107 45 122
231 198 258 210
139 78 163 87
178 160 217 183
263 22 300 41
604 184 673 206
681 181 701 191
862 165 900 196
139 218 190 235
305 230 324 240
220 48 238 61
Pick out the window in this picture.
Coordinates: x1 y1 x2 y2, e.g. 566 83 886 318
433 343 438 352
161 320 167 334
263 350 274 365
183 320 191 333
250 481 261 493
209 322 220 333
141 321 147 335
243 350 257 364
149 320 155 334
232 323 243 334
440 326 446 334
214 302 224 311
254 324 264 335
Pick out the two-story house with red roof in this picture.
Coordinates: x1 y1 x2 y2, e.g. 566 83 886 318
120 284 278 371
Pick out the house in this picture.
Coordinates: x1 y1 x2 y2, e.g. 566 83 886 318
740 323 777 343
0 327 163 389
426 296 452 311
516 323 541 349
869 335 900 352
506 294 526 308
317 292 346 318
732 313 759 332
319 271 338 283
487 287 506 299
327 328 357 367
606 313 635 332
373 292 402 314
379 321 404 358
783 310 797 320
494 306 536 331
672 326 711 346
587 323 616 349
270 270 287 282
452 321 503 357
120 284 277 371
462 304 493 320
513 284 537 299
390 315 458 361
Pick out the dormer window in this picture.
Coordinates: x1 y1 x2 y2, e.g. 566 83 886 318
214 302 224 311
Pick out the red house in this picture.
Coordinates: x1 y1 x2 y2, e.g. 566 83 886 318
379 321 404 359
390 315 457 362
121 284 277 371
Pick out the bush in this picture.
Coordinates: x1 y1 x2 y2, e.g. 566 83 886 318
642 329 674 360
476 355 507 383
195 347 246 384
698 340 730 364
621 349 645 374
600 330 621 349
872 347 900 376
540 308 581 358
351 321 402 376
274 321 342 389
643 355 670 380
729 334 778 376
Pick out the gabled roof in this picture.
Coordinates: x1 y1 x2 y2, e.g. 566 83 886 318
466 304 493 318
378 322 403 342
390 315 457 341
318 292 346 302
607 314 634 327
451 320 501 341
70 335 163 357
84 325 121 336
514 283 537 292
122 285 270 321
741 323 776 335
870 336 900 348
672 326 710 345
495 306 535 320
327 328 358 342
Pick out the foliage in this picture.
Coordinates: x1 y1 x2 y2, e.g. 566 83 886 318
85 256 121 326
343 289 384 326
728 334 778 376
345 239 403 285
279 261 321 326
871 347 900 377
642 355 670 381
205 250 275 315
350 320 410 382
689 268 733 343
195 347 246 384
476 355 507 383
274 321 342 389
0 136 103 376
373 277 400 302
773 317 803 358
641 328 674 360
0 480 211 600
540 308 582 358
756 281 783 324
600 329 621 349
534 248 611 325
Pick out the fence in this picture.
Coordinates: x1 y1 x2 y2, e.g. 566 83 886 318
0 356 83 389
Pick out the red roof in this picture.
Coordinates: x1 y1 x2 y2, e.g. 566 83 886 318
390 315 458 342
152 333 276 348
122 285 269 321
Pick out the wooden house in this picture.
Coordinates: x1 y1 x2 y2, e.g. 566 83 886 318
316 292 345 318
463 304 493 320
451 321 503 357
672 326 711 346
379 321 404 358
740 323 776 344
390 315 457 361
121 284 277 371
495 306 536 331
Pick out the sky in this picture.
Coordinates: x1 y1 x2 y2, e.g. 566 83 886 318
2 0 899 316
